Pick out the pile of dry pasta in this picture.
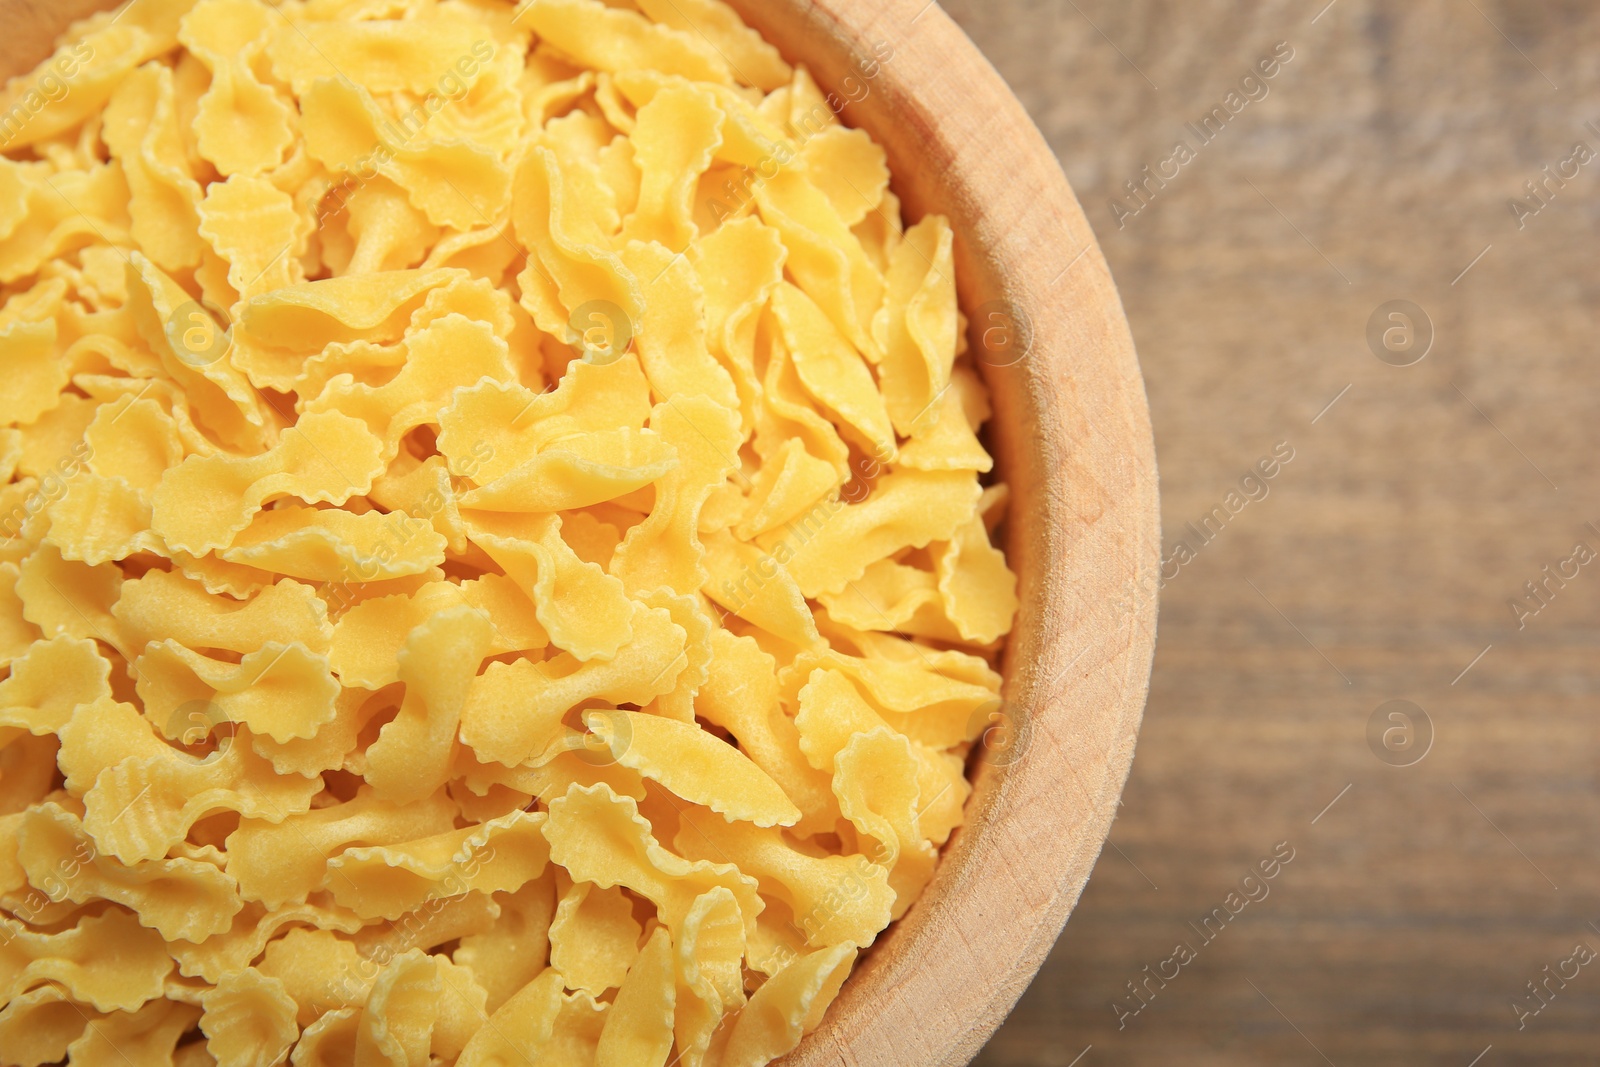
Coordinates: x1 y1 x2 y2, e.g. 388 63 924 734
0 0 1018 1063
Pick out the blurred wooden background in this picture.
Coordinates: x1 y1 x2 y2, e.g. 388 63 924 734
933 2 1600 1064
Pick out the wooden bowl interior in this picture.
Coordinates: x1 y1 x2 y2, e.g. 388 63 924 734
0 3 1159 1064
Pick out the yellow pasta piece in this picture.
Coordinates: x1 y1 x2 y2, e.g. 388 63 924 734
152 406 387 550
329 573 546 689
226 786 456 908
365 606 492 801
267 14 495 96
745 898 807 979
595 924 674 1067
65 998 200 1067
243 686 371 776
815 556 953 642
439 357 652 484
19 802 242 943
66 697 322 864
116 570 331 657
797 669 972 849
634 0 791 89
521 0 733 86
43 471 166 564
234 267 465 391
623 82 723 250
458 427 678 513
74 376 217 462
352 890 502 963
585 709 800 827
696 630 838 837
753 328 851 482
629 586 708 723
55 694 166 794
433 955 492 1061
690 215 783 420
544 783 762 941
783 647 997 727
673 884 747 1067
180 0 296 176
462 969 609 1067
368 452 470 553
200 969 299 1067
0 907 172 1012
935 512 1019 644
256 927 369 1025
168 899 364 986
756 169 884 364
0 563 38 669
455 873 558 1014
0 24 151 152
673 808 891 948
799 126 889 229
465 512 633 659
511 144 642 346
0 319 64 428
304 313 518 463
832 728 937 917
15 543 129 656
0 733 54 816
611 396 739 596
620 241 741 411
895 365 994 473
719 942 857 1067
302 76 512 231
198 175 307 300
773 468 982 597
0 163 130 286
103 64 205 272
135 639 340 744
290 1008 361 1067
325 809 550 920
772 281 895 459
702 529 823 649
13 391 96 478
0 634 109 737
355 949 439 1067
458 601 685 766
548 878 643 996
0 984 103 1067
219 505 448 582
733 439 841 543
84 394 185 489
339 177 441 275
879 214 957 435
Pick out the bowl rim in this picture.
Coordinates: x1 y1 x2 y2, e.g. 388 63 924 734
716 2 1161 1063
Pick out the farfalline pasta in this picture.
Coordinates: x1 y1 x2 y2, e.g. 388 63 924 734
0 0 1018 1063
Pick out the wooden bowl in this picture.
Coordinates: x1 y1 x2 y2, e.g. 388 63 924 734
0 1 1159 1063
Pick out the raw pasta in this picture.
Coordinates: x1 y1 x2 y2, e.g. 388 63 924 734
0 0 1019 1063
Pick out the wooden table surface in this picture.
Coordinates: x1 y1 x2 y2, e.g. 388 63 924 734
932 2 1600 1064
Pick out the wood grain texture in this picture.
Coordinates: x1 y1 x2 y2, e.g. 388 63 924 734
0 3 1160 1065
942 1 1600 1064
